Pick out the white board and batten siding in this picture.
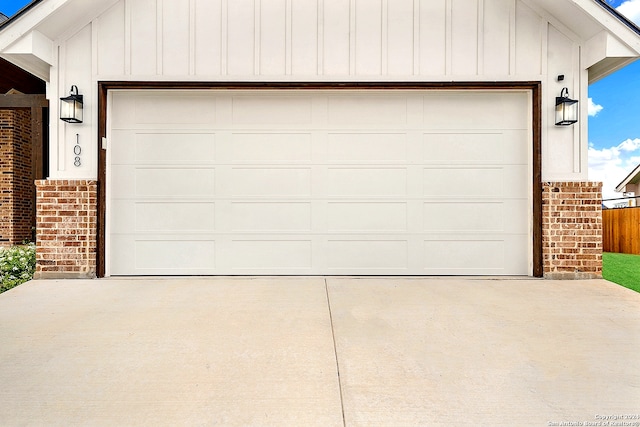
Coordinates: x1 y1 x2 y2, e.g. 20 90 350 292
108 89 531 275
56 0 583 182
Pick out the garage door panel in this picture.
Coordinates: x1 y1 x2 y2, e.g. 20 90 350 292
135 168 216 197
423 166 528 198
502 165 530 196
136 95 217 125
423 235 528 274
110 199 133 234
423 167 504 197
112 166 216 198
110 237 217 275
231 240 312 270
231 133 312 163
135 240 216 270
231 202 312 232
133 133 216 164
328 202 408 232
424 239 505 270
328 168 407 197
231 168 312 196
327 240 408 270
328 133 408 163
423 130 528 165
423 200 528 233
423 202 504 232
423 132 505 163
231 96 313 126
110 95 136 128
110 200 216 233
501 130 530 164
328 97 408 126
423 93 528 130
110 165 135 198
135 202 216 232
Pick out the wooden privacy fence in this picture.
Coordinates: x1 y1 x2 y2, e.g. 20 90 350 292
603 207 640 254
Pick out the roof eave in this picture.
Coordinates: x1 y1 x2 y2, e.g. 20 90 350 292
574 0 640 82
616 164 640 193
593 0 640 37
0 0 44 32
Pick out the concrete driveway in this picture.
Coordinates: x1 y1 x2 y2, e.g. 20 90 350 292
0 277 638 426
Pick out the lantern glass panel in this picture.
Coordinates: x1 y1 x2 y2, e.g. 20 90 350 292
60 96 83 123
555 98 578 126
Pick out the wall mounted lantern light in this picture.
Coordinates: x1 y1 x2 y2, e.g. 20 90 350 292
555 87 578 126
60 85 83 123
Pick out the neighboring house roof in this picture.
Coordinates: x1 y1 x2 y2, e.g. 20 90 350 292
0 13 8 25
615 164 640 192
0 0 640 82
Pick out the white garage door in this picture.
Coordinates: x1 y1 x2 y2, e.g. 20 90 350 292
108 90 531 276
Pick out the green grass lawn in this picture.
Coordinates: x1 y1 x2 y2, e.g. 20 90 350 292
603 252 640 293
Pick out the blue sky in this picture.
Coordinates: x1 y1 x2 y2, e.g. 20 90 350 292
0 0 29 17
1 0 640 202
589 0 640 204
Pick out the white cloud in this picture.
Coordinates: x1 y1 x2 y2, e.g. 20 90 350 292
588 138 640 205
617 0 640 25
587 98 603 116
619 138 640 151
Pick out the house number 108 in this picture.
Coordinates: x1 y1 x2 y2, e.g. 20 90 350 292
73 133 81 167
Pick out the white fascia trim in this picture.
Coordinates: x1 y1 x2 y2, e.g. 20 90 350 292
0 0 70 51
571 0 640 52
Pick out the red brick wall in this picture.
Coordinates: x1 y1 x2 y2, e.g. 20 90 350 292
34 180 97 279
0 108 33 246
542 182 603 279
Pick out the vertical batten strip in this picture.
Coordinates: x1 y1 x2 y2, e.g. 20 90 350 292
413 0 419 75
445 0 452 75
255 0 261 75
189 0 196 75
477 0 484 75
124 0 131 75
317 0 324 75
56 45 65 172
573 43 582 173
156 0 163 75
91 21 99 78
509 0 516 76
286 0 292 75
222 0 228 75
541 21 548 77
541 20 549 169
381 0 388 75
579 64 589 175
349 0 356 75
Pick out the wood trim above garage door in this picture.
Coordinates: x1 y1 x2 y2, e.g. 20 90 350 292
97 81 542 278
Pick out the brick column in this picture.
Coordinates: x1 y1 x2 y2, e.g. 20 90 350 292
0 109 33 246
542 182 602 279
34 180 98 279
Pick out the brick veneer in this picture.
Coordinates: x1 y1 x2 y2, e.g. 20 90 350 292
0 109 33 246
34 180 97 279
32 179 602 279
542 182 603 279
